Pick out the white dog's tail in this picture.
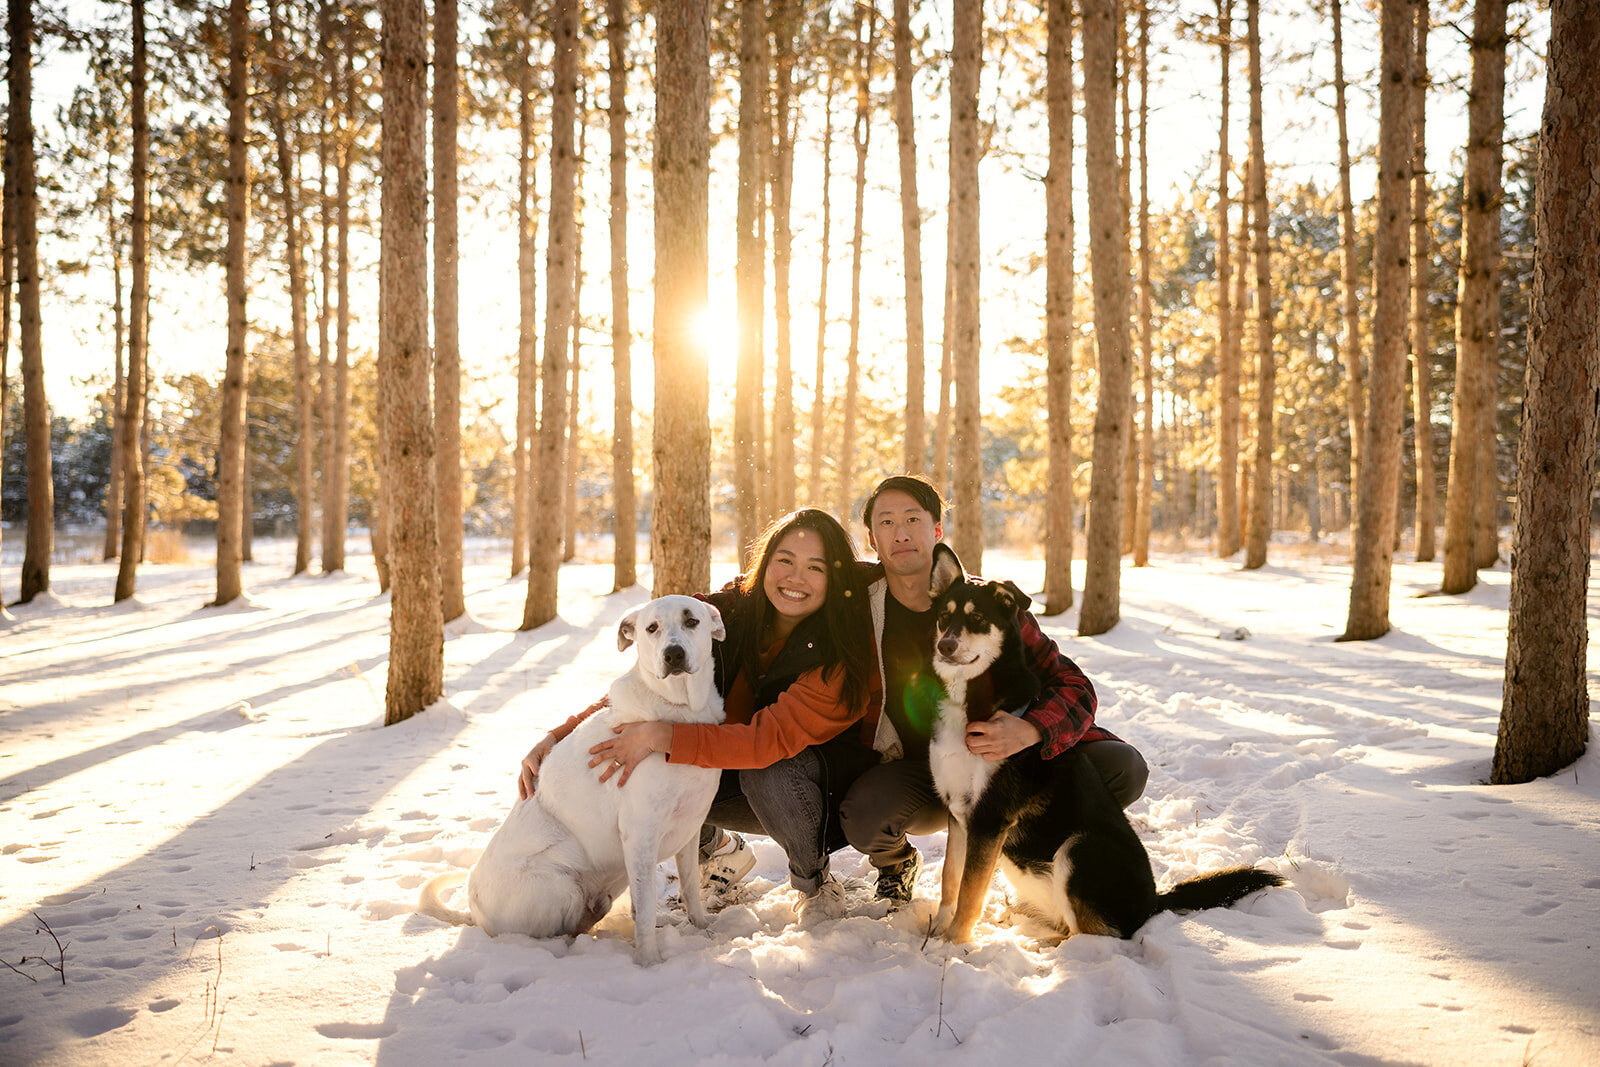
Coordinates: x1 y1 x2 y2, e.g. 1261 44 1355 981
418 871 474 926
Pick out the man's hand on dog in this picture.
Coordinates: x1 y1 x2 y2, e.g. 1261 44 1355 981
965 713 1043 761
589 722 673 787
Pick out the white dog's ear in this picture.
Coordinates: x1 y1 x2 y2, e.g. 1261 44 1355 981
618 608 641 652
704 603 726 643
930 543 964 599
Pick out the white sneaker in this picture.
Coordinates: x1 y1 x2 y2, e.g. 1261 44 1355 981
798 874 847 927
700 832 756 897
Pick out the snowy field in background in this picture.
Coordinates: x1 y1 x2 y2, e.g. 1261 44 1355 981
2 537 1598 1065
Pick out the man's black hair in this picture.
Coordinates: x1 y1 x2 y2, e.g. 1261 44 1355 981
861 474 945 528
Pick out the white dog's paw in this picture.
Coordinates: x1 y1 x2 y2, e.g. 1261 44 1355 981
632 940 663 966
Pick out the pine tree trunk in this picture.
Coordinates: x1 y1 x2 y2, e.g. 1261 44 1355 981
1078 0 1131 637
513 2 540 579
1341 0 1413 641
948 0 983 571
808 64 835 511
104 210 125 562
1119 13 1135 560
1042 0 1074 614
608 0 636 591
1233 151 1252 544
0 34 13 593
1442 0 1507 592
932 239 954 496
435 0 464 621
266 0 316 578
380 0 444 722
115 0 149 600
769 0 797 517
1243 0 1275 571
651 0 711 598
9 0 49 603
1332 0 1363 537
524 0 578 629
215 0 250 608
840 7 873 525
318 0 336 574
564 109 585 567
327 21 352 574
893 0 925 474
735 0 767 561
1215 0 1238 559
1410 0 1436 562
1133 2 1153 568
1493 0 1596 783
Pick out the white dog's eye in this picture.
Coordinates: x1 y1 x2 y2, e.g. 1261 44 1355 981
646 622 659 634
683 615 699 628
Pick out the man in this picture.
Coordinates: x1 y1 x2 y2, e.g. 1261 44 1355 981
839 474 1149 904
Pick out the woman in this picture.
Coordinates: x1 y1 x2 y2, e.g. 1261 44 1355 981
518 508 880 923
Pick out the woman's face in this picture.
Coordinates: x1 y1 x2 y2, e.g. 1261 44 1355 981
762 527 830 626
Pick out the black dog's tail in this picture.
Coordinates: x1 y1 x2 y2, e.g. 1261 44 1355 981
1155 866 1285 915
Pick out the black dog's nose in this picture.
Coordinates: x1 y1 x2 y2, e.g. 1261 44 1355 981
662 644 687 673
936 636 959 658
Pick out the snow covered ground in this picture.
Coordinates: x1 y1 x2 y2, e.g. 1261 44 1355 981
2 536 1597 1065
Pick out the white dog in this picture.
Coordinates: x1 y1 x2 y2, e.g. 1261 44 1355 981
419 595 725 964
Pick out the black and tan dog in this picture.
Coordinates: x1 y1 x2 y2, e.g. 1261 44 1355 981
926 543 1284 943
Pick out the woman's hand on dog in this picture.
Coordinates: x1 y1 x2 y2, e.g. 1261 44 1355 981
589 722 673 787
517 734 558 799
965 714 1043 761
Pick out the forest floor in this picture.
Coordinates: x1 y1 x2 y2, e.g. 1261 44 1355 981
2 535 1597 1065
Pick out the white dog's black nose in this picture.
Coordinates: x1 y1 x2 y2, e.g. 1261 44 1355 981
662 643 687 674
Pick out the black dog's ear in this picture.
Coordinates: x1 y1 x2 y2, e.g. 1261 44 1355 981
930 543 964 599
991 579 1032 616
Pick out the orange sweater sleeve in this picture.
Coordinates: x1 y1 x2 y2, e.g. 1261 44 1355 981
666 666 863 770
549 695 609 743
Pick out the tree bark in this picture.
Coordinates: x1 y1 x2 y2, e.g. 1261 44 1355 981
1410 0 1436 562
948 0 983 570
840 6 873 525
1215 0 1239 558
1340 0 1413 641
380 0 444 721
104 206 125 562
564 109 584 566
215 0 250 608
608 0 636 591
10 0 50 603
1332 0 1363 538
808 63 835 511
265 0 316 578
893 0 925 474
1043 0 1074 614
734 0 768 562
1443 0 1507 592
115 0 150 600
318 0 336 574
651 0 711 597
1078 0 1131 637
1134 2 1153 568
1243 0 1274 570
524 0 578 629
769 0 797 516
434 0 464 620
1493 0 1596 782
512 0 538 579
326 20 353 574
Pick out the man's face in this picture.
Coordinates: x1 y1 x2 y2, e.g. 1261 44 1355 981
866 489 942 580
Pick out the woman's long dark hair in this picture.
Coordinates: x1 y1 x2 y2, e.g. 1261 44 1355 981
730 508 874 715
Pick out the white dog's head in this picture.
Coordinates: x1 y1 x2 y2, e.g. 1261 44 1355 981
617 595 726 711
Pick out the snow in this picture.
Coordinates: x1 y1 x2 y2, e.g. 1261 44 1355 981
2 538 1598 1065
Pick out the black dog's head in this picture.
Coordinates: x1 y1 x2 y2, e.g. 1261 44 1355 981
928 544 1032 685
